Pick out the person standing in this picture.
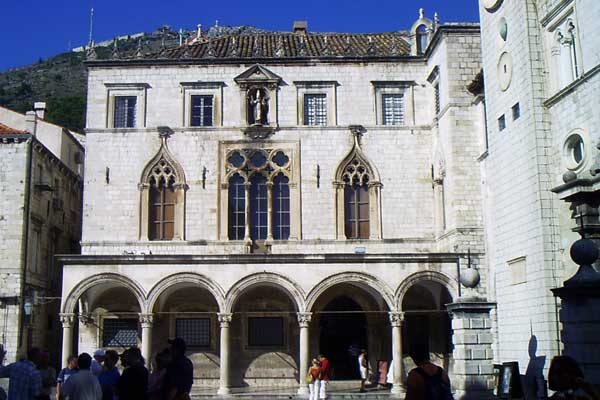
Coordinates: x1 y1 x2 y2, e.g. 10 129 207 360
148 349 171 400
318 354 330 399
38 350 57 400
405 346 452 400
91 350 105 377
307 359 322 400
0 347 43 399
116 347 148 400
56 356 78 400
60 353 102 400
164 338 194 400
98 350 120 400
358 349 369 393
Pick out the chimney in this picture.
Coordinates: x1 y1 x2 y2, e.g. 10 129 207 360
34 102 47 120
25 111 37 135
293 21 308 35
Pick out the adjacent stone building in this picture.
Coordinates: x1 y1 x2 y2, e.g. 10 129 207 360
0 104 84 366
59 11 497 396
477 0 600 391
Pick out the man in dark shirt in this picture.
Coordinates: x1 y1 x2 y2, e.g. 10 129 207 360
116 347 148 400
164 338 194 400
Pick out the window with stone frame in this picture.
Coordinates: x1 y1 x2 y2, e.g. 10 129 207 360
175 318 211 348
139 134 187 241
304 94 327 126
190 95 214 127
113 96 137 128
248 317 284 347
102 318 139 347
224 148 294 242
334 131 382 240
381 93 405 125
545 11 582 93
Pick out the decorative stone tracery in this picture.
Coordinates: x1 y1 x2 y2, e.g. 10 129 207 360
139 131 188 241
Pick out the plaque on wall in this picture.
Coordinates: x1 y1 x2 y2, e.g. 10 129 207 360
497 51 513 91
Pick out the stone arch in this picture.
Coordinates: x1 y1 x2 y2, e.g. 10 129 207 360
305 272 394 312
395 270 457 310
334 136 381 184
62 273 146 314
145 272 226 314
140 135 186 185
225 272 305 313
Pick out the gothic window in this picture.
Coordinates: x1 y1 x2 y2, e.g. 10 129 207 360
416 25 428 55
382 94 405 125
148 160 177 240
190 95 214 127
304 94 327 126
114 96 137 128
224 149 294 243
548 17 582 92
334 132 382 240
139 134 187 241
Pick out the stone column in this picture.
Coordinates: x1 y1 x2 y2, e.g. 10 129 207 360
266 182 274 242
297 312 312 396
139 313 154 365
447 300 495 400
389 312 404 396
59 313 75 368
218 313 232 396
243 182 252 244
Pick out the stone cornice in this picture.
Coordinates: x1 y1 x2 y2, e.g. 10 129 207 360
57 251 481 266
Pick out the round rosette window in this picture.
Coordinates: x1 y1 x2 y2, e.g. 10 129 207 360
563 133 586 170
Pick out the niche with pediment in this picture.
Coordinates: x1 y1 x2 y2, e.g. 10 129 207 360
234 64 282 138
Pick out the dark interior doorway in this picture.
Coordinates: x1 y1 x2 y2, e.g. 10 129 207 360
319 296 367 380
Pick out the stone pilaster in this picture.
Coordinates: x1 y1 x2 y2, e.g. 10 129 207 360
447 300 495 400
297 312 312 397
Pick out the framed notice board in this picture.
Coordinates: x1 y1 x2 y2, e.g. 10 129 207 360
497 362 523 399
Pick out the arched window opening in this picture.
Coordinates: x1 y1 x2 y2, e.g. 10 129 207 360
567 21 579 79
416 25 428 55
147 158 179 241
343 159 370 239
272 173 290 240
228 174 246 240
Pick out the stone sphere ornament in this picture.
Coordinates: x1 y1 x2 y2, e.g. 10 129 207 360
460 267 481 288
562 170 577 183
570 238 599 266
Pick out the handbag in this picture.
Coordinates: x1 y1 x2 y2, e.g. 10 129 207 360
306 371 315 384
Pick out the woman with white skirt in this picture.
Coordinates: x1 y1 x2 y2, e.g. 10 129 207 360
308 358 322 400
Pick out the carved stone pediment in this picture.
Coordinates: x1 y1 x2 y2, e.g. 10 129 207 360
234 64 282 90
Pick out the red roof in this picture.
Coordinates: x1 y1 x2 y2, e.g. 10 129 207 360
0 122 27 135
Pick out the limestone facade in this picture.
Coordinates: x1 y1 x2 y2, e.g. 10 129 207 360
61 14 495 395
477 0 600 386
0 105 84 365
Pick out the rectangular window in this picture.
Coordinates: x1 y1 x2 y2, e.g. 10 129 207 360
434 83 440 116
382 94 405 125
272 175 290 240
250 176 268 240
31 229 41 273
228 175 246 240
190 95 214 127
304 94 327 126
176 318 211 347
113 96 137 128
248 317 284 347
498 114 506 131
102 319 138 347
512 103 520 121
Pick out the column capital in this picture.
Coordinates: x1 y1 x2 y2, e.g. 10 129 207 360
388 311 405 327
59 313 75 328
139 313 154 328
218 313 233 328
297 312 312 328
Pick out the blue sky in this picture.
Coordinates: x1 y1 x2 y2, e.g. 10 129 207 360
0 0 479 71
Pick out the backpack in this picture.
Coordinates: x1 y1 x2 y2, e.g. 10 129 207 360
415 366 454 400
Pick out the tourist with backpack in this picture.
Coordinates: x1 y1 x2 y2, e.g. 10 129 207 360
406 346 453 400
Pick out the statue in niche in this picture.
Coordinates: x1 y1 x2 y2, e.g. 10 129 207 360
248 88 269 125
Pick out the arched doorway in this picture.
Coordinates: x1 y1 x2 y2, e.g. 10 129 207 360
319 296 367 379
402 280 452 370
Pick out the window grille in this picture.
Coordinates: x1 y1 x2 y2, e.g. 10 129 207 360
102 319 138 347
114 96 137 128
248 317 284 347
304 94 327 126
272 174 290 240
228 174 246 240
176 318 210 347
190 95 213 127
382 94 404 125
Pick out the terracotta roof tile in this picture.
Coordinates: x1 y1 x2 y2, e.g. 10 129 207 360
145 32 411 60
0 123 27 135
